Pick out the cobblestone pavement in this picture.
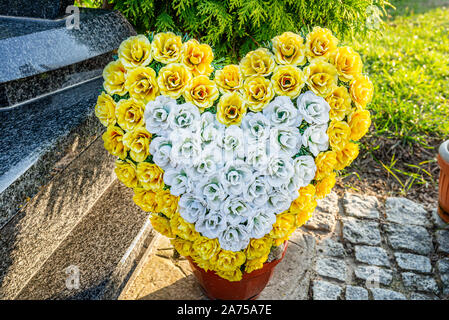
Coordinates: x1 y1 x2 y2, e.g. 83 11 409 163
120 192 449 300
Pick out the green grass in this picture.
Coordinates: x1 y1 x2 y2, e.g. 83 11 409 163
351 5 449 145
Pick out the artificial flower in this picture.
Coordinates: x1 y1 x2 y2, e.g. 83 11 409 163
95 92 116 127
218 224 250 252
170 212 200 241
103 59 127 96
314 150 337 180
215 269 243 282
271 65 305 98
246 210 276 239
136 162 164 191
150 214 174 238
155 189 178 218
243 75 275 112
114 159 138 188
326 86 352 121
297 90 331 124
327 120 351 151
216 92 247 126
330 46 363 82
305 27 338 60
118 35 152 69
301 123 329 156
157 63 192 99
116 98 145 131
214 65 243 93
181 39 214 76
269 212 296 239
171 238 194 257
123 126 152 162
144 95 177 136
240 48 276 77
349 75 374 108
124 66 159 102
211 250 246 272
245 253 269 274
263 95 300 127
102 125 128 159
192 236 220 260
315 171 336 199
335 142 360 170
245 236 273 260
133 187 158 212
348 109 371 141
184 75 219 111
272 31 306 66
178 193 207 223
151 32 182 64
304 58 338 97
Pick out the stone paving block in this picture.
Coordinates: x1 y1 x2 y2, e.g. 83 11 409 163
354 266 393 286
355 245 390 267
437 258 449 296
315 257 347 282
431 209 449 230
385 197 430 226
312 280 342 300
370 288 406 300
342 217 381 246
343 192 380 219
345 285 368 300
436 230 449 254
317 238 345 258
304 192 339 233
410 293 438 300
401 272 439 294
394 252 432 273
384 223 433 255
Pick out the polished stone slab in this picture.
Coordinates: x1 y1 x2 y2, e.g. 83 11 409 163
0 0 73 19
0 9 135 83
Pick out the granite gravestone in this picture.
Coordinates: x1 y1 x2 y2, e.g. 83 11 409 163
0 1 152 300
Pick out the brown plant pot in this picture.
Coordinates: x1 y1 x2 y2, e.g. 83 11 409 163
438 140 449 223
187 242 288 300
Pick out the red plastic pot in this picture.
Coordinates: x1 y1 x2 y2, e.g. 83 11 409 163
187 242 288 300
438 140 449 223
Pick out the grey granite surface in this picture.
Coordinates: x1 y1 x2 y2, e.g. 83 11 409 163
0 0 73 19
15 181 152 300
0 9 135 83
0 77 104 227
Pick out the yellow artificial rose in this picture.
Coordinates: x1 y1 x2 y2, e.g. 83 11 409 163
272 31 306 66
349 75 374 108
335 142 360 170
136 162 164 191
216 91 247 126
243 75 275 112
171 238 194 257
170 213 199 241
326 86 352 121
315 171 337 199
157 63 192 99
102 125 128 159
124 66 159 102
193 237 220 261
290 184 317 220
215 269 243 282
155 190 178 219
103 59 127 96
214 65 243 93
123 127 152 162
315 151 337 180
116 98 145 131
150 214 174 238
181 39 214 76
114 159 138 188
95 92 116 127
245 252 269 274
184 75 219 111
240 48 276 77
245 236 273 260
327 120 351 151
151 32 182 64
269 212 296 239
191 254 215 272
118 35 152 69
330 46 363 82
305 27 338 60
133 187 158 212
211 250 246 272
348 109 371 141
304 58 338 97
271 65 305 98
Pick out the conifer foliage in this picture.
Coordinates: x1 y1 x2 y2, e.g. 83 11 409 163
110 0 388 61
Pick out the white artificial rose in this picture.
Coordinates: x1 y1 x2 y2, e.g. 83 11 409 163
267 190 292 214
195 211 228 239
178 193 207 223
169 129 201 167
200 112 225 145
241 111 271 143
265 155 295 188
149 136 173 168
245 144 269 173
302 123 329 156
222 125 245 161
243 175 270 207
246 210 276 239
297 91 330 125
220 196 253 225
197 174 227 210
268 126 301 157
168 102 201 131
218 224 250 252
187 145 223 181
144 95 177 136
163 167 193 196
293 155 317 187
279 177 301 201
219 160 254 196
263 95 301 127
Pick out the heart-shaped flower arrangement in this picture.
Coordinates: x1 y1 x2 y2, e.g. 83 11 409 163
95 28 373 281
